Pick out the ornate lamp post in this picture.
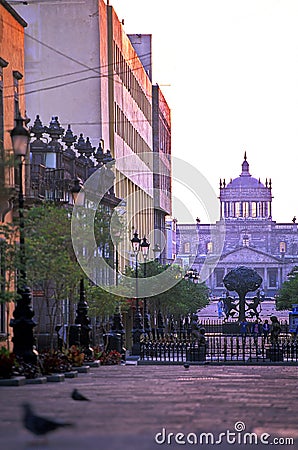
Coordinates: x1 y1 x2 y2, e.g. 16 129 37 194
10 114 37 363
184 268 199 284
140 236 150 337
130 231 143 355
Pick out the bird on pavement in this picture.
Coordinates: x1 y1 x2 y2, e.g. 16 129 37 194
71 388 90 401
184 363 190 369
22 402 73 437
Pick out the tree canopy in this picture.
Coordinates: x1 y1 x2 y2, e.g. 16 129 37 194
125 260 209 317
276 266 298 311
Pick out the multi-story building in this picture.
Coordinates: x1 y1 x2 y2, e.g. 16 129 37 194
177 154 298 297
0 0 27 347
13 0 172 262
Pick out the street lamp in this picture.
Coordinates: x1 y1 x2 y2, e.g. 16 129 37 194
130 231 143 355
10 114 37 363
140 236 151 337
184 268 199 284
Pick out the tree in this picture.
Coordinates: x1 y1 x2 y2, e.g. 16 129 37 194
276 266 298 311
24 204 83 347
125 260 209 318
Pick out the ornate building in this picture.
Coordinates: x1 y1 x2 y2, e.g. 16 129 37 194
177 154 298 297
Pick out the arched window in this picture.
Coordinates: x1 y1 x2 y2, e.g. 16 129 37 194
251 202 257 218
184 242 190 253
279 242 286 253
207 242 213 253
243 202 249 218
235 202 241 217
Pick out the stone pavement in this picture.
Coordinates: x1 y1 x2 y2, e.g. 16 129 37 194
0 365 297 450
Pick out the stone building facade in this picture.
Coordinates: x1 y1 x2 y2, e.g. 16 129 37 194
177 154 298 298
0 0 27 348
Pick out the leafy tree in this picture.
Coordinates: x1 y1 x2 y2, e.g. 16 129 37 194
125 260 209 318
276 266 298 310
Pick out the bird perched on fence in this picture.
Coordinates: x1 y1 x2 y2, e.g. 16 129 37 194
71 388 90 401
22 402 73 438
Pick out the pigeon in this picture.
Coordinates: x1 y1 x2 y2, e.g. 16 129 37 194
22 403 73 437
71 388 90 401
184 363 190 369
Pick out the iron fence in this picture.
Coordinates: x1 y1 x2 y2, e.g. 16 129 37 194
140 335 298 363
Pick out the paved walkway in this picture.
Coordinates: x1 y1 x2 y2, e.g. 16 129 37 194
0 364 297 449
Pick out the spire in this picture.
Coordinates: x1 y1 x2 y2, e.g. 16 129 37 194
241 152 250 177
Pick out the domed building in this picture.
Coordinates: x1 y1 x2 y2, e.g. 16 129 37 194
176 154 298 297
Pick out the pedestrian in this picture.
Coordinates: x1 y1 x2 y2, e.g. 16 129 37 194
239 318 249 342
262 319 270 343
191 314 201 340
251 319 261 347
270 316 281 345
217 299 224 319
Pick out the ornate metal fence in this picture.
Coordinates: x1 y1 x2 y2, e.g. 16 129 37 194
140 335 298 363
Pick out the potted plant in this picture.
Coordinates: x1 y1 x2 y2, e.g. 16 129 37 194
0 347 16 379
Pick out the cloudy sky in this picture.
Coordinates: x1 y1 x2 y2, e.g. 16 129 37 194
112 0 298 223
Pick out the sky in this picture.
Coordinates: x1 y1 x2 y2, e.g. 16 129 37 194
111 0 298 224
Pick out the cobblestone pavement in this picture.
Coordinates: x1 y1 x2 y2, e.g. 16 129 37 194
0 365 297 450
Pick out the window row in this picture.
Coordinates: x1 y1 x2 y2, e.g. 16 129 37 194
222 201 271 218
114 103 151 155
113 43 152 123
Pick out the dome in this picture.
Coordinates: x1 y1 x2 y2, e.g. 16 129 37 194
219 153 273 220
226 153 265 189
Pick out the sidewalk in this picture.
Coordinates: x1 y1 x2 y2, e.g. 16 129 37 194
0 364 297 449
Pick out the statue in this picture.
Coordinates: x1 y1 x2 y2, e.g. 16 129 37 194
223 297 238 321
246 296 262 319
223 266 262 321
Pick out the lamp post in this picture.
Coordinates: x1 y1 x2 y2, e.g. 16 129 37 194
130 231 143 355
10 114 37 363
184 268 199 284
140 236 151 337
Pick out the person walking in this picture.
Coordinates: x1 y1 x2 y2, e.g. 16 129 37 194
251 319 261 348
239 318 249 343
262 319 270 343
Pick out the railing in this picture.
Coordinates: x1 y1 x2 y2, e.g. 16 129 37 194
153 319 289 337
140 335 298 363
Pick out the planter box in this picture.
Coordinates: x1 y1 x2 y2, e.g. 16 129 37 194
46 373 65 382
0 376 26 386
64 371 78 378
75 366 90 373
25 377 47 384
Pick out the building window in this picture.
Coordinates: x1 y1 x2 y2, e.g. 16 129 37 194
207 242 213 253
215 269 225 287
279 242 286 253
184 242 190 253
251 202 257 218
0 58 8 153
235 202 241 217
268 269 277 287
13 71 23 119
242 235 249 247
243 202 249 218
